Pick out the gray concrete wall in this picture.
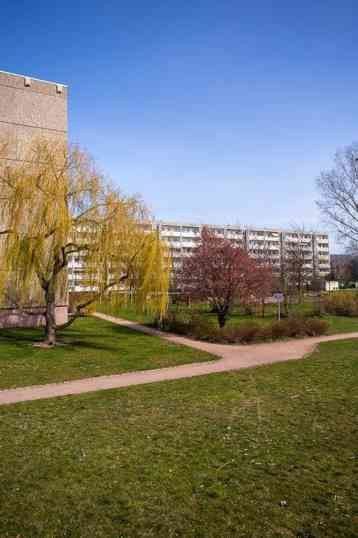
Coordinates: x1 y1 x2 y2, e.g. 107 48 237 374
0 305 68 329
0 70 67 163
0 70 69 327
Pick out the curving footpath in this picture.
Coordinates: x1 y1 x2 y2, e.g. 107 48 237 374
1 312 358 406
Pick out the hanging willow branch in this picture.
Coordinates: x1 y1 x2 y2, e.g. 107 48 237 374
0 136 170 345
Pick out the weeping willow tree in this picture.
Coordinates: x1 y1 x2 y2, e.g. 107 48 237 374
0 136 170 345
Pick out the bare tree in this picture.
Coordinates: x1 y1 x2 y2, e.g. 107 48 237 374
246 236 275 316
317 143 358 250
329 255 353 285
280 227 315 306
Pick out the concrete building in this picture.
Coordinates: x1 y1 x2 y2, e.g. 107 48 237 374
68 221 330 291
156 221 330 278
0 70 68 326
0 70 67 163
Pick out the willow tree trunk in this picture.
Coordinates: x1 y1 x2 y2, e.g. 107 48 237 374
44 284 57 346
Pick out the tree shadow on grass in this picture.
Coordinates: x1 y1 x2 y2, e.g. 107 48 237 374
0 329 43 345
0 321 151 351
60 340 122 353
106 325 151 338
61 325 151 340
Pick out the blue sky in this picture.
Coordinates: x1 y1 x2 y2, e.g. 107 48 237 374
2 1 357 249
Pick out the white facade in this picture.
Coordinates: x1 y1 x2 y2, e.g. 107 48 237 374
156 222 330 277
68 221 330 291
325 280 339 292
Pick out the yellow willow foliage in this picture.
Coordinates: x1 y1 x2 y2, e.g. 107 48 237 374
132 231 171 319
0 137 73 302
84 200 170 319
0 136 169 317
99 232 170 319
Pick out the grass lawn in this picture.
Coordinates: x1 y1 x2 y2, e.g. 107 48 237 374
96 302 155 324
0 317 215 390
223 312 358 335
0 338 356 537
97 302 358 335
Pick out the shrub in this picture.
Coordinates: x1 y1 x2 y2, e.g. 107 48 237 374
235 322 261 343
161 311 330 343
160 310 220 341
161 311 190 335
322 292 358 316
270 321 289 339
304 318 329 336
189 317 221 342
284 317 307 337
257 324 274 340
270 317 329 338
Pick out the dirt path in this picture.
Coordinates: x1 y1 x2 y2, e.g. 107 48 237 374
1 312 357 406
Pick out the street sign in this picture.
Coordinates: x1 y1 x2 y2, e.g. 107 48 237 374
273 292 284 321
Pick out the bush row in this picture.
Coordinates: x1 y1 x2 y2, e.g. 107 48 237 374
322 292 358 317
161 313 329 344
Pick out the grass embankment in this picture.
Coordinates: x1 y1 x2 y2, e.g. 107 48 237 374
0 317 215 389
97 301 358 335
0 339 356 537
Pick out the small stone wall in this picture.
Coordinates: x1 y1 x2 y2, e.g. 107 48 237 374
0 305 68 328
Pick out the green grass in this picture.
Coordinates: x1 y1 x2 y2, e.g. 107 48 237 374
0 339 357 537
96 301 155 324
323 315 358 334
97 302 358 336
221 312 358 335
0 317 215 389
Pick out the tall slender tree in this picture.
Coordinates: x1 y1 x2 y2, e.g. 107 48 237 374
281 228 313 302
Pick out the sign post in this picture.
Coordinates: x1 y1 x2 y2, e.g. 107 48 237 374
273 292 284 321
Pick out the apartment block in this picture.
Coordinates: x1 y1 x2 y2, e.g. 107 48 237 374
68 221 330 291
156 222 330 278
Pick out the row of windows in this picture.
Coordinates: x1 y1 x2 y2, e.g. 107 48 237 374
248 231 279 238
249 241 280 247
161 229 328 243
250 249 280 255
